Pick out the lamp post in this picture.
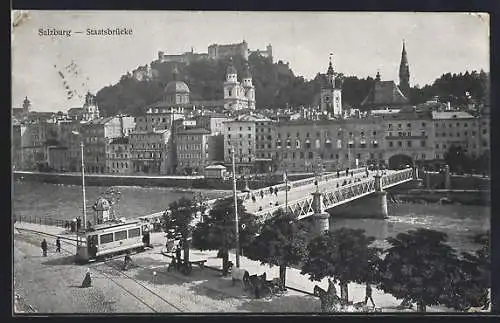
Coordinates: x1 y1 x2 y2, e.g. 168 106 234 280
231 147 240 268
72 131 87 231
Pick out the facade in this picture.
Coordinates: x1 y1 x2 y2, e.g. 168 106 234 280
254 118 276 172
176 128 211 175
319 57 342 118
223 116 257 173
106 137 132 174
194 114 229 135
129 129 172 174
383 109 435 167
47 146 69 171
157 50 209 64
204 165 227 179
66 92 100 122
223 62 256 110
274 119 386 173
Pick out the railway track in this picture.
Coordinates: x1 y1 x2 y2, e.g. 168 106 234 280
15 227 184 312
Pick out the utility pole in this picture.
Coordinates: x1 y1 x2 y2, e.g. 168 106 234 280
80 142 87 230
231 148 240 268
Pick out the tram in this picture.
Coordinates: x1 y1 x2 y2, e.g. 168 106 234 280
75 219 151 263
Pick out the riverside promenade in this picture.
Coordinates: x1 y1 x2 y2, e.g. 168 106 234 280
13 221 454 313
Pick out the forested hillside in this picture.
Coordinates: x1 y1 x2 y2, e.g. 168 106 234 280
95 52 489 117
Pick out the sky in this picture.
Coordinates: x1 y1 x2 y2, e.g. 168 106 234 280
12 11 490 112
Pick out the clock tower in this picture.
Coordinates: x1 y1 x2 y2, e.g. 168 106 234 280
320 54 342 118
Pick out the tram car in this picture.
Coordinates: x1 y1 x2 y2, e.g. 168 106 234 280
76 219 151 263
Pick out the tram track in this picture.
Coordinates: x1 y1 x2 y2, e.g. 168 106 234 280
15 227 184 312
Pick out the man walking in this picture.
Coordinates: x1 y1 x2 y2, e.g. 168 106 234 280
41 239 48 257
55 237 61 253
364 283 376 307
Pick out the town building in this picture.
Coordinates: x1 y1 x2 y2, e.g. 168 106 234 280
129 129 172 174
209 41 250 60
157 48 209 65
106 137 132 174
254 117 276 173
360 71 409 110
223 61 255 110
175 128 211 175
223 115 257 174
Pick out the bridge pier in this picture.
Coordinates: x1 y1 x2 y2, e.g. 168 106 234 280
311 189 330 234
373 174 388 219
412 166 424 188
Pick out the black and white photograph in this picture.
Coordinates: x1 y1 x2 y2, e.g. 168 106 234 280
12 10 491 314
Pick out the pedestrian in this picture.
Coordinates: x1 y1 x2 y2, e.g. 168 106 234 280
252 195 256 203
364 283 375 307
76 217 81 231
274 188 278 196
269 187 273 195
41 239 48 257
337 170 340 178
56 237 61 253
260 190 264 199
175 246 182 269
336 183 339 188
351 171 354 177
346 168 349 177
314 180 318 187
81 268 92 288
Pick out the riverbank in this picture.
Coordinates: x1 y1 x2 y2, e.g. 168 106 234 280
13 171 314 190
14 222 461 313
389 188 490 206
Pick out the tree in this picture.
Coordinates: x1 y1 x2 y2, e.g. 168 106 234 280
191 197 259 276
439 230 490 311
376 228 462 312
245 208 310 288
162 197 198 265
301 228 380 303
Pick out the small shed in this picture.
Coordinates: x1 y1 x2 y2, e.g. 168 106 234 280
204 164 227 179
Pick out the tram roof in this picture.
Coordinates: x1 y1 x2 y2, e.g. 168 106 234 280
87 219 142 232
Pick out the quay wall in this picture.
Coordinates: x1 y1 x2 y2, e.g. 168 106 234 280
13 171 315 190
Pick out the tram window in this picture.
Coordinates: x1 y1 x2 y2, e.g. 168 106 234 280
128 228 141 238
114 230 128 241
100 233 114 244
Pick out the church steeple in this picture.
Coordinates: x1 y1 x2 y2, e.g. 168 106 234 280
399 40 410 97
22 96 31 112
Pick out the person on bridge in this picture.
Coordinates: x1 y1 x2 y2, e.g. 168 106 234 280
55 237 61 253
260 190 264 199
346 168 349 177
269 187 273 195
41 239 48 257
252 195 256 203
274 188 278 196
337 170 340 178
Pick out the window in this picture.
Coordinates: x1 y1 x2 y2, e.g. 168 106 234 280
100 233 113 244
296 132 300 138
421 153 426 159
389 141 394 147
300 152 304 159
373 131 377 136
388 124 392 129
248 127 251 131
464 123 468 128
407 123 412 128
228 127 231 131
248 134 251 138
398 124 402 129
335 154 339 159
422 122 426 127
436 153 440 159
239 127 242 131
436 143 439 148
115 230 128 241
316 132 320 138
308 152 313 159
407 141 412 147
398 141 402 147
356 153 361 159
420 141 426 147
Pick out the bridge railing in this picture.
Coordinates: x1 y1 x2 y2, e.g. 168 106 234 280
381 168 413 188
15 215 68 228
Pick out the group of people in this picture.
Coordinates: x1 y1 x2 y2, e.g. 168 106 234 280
40 237 61 256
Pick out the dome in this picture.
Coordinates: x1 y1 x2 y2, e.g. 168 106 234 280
164 81 190 95
94 197 110 211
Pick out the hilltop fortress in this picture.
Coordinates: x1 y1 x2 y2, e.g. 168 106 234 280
157 41 273 64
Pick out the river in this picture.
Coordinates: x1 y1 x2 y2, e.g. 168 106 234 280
12 181 490 254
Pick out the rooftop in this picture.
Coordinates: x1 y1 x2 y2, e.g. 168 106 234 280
177 128 211 135
432 111 476 120
110 137 130 145
86 117 115 125
361 80 409 107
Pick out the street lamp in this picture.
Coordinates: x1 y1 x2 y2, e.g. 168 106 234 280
231 147 241 268
72 131 87 231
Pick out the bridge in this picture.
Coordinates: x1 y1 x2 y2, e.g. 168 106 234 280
144 167 416 232
244 168 415 226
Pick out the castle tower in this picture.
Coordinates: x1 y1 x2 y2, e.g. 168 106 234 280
399 40 410 98
320 54 342 118
22 96 31 113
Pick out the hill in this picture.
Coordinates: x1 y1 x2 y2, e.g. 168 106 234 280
95 53 489 116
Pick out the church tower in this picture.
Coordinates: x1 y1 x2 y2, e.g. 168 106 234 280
242 63 255 110
399 40 410 98
223 58 239 110
22 96 31 114
320 54 342 118
83 92 99 121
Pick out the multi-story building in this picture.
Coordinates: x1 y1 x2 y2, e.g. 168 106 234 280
129 129 172 174
67 92 100 122
273 118 386 173
80 117 133 173
254 118 276 172
383 108 435 167
223 116 257 174
106 137 132 174
431 111 480 162
176 128 211 175
194 114 229 135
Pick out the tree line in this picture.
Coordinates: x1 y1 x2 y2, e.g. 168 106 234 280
163 196 490 312
95 53 490 116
